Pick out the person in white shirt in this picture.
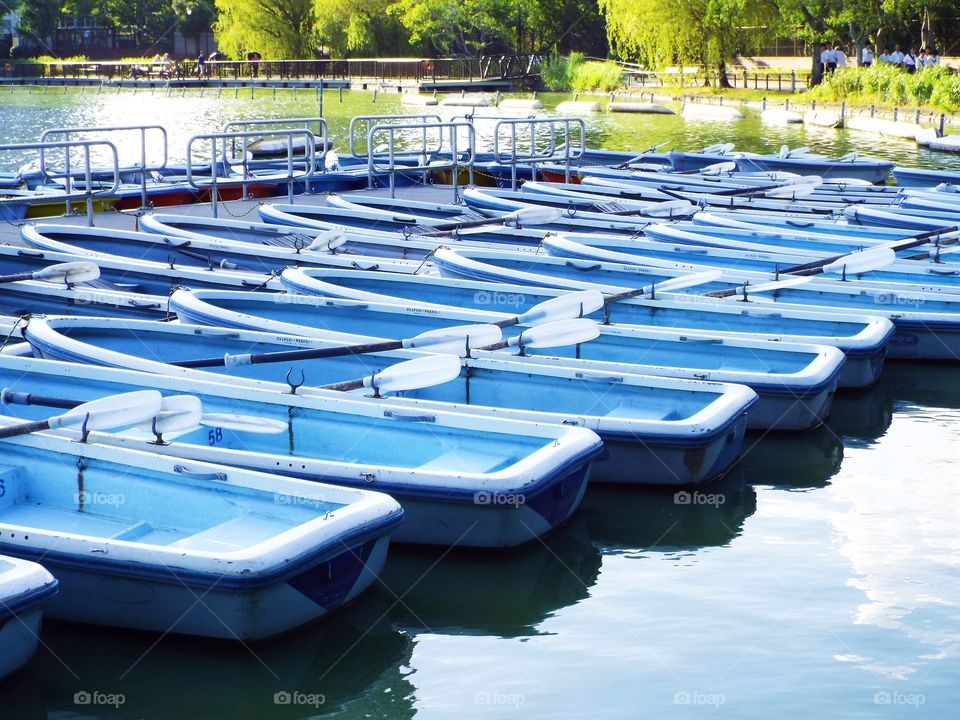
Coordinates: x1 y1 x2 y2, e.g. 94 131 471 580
861 45 874 67
889 46 904 66
925 49 939 67
835 45 847 68
903 48 917 73
821 46 837 74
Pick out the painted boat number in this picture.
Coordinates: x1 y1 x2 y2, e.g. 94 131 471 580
207 428 224 446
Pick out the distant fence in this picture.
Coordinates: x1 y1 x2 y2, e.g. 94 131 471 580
626 68 811 92
0 54 544 84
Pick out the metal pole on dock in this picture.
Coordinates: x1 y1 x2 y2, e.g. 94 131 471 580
318 79 323 118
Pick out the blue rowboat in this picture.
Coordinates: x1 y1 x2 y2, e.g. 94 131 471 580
431 247 960 361
170 287 845 431
0 555 58 679
892 166 960 187
21 316 758 486
668 149 893 183
0 354 599 548
547 231 960 294
256 201 552 244
279 267 892 388
0 243 282 298
21 223 423 276
0 411 403 640
693 210 915 240
137 212 539 257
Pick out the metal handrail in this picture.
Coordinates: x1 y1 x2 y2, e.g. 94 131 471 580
492 117 586 189
0 139 120 226
185 130 316 218
39 124 168 210
349 114 442 159
221 117 329 170
367 121 476 201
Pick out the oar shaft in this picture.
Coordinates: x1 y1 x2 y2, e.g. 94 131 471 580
1 390 75 409
0 272 36 285
172 339 404 369
320 378 364 392
0 419 52 440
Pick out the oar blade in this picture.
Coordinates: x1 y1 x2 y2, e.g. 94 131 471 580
736 276 813 295
512 318 600 349
403 324 503 354
511 206 563 226
365 355 462 393
639 199 696 218
34 262 101 285
655 269 724 294
518 289 605 325
306 229 348 252
821 247 896 275
51 390 163 431
199 414 289 434
134 395 203 435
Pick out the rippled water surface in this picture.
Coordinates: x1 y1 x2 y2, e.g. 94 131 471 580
0 90 958 719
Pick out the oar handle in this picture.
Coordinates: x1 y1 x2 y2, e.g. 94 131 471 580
172 339 404 369
1 389 75 409
0 419 51 440
0 271 35 285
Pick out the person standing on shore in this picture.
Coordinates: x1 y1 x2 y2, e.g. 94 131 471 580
925 48 940 67
890 45 904 67
861 45 873 67
821 45 836 74
835 45 847 69
197 52 206 77
903 48 917 73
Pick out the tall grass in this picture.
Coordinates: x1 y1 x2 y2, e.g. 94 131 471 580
571 61 623 92
809 65 960 111
540 51 585 91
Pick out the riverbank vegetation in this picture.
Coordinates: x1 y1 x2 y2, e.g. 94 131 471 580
808 65 960 112
542 52 623 92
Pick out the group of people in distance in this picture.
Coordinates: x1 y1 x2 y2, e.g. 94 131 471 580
821 44 941 74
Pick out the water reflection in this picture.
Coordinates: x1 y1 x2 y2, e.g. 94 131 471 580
736 425 844 489
828 383 894 445
883 360 960 409
380 517 600 638
581 472 756 553
1 592 415 720
3 90 960 172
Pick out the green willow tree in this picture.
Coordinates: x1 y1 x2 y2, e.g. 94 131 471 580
313 0 409 56
599 0 781 86
214 0 316 58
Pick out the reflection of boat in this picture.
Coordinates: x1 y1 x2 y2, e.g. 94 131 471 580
581 472 756 552
881 360 960 409
15 591 415 719
826 383 893 443
735 426 844 489
380 516 600 637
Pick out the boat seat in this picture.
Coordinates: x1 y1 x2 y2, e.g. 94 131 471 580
603 404 679 421
169 513 292 552
111 521 154 541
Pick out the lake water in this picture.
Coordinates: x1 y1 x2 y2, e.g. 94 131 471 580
0 90 958 719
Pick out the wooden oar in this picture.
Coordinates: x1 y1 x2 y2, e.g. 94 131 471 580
418 206 563 236
1 390 289 435
612 142 670 169
603 269 725 305
0 262 100 286
0 390 162 440
321 355 461 394
171 324 503 369
481 318 600 353
494 290 605 328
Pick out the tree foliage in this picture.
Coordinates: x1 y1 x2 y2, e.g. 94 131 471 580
214 0 316 58
599 0 781 77
15 0 66 46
